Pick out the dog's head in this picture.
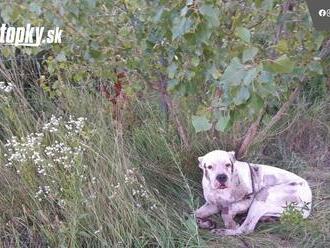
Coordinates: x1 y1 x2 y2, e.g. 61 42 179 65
198 150 236 190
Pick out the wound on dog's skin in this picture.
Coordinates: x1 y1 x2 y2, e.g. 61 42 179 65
284 184 298 195
285 189 297 195
255 188 269 201
263 175 277 186
243 194 252 200
221 207 229 215
289 182 303 186
283 194 299 203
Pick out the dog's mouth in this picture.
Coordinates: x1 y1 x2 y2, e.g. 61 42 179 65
218 184 227 189
214 182 227 190
217 184 227 189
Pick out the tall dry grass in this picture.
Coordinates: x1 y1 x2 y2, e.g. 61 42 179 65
0 81 329 247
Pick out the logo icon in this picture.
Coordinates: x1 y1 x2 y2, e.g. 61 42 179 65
319 9 326 17
306 0 330 30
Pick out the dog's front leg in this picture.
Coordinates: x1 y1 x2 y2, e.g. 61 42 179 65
212 198 253 235
221 207 239 230
195 203 218 229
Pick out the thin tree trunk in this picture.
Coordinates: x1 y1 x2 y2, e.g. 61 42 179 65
236 86 301 159
236 110 264 159
256 86 301 142
163 92 190 149
158 76 190 149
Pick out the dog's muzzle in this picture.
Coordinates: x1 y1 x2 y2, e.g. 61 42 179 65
215 174 228 189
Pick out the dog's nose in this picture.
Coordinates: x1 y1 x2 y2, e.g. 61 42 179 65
216 174 228 183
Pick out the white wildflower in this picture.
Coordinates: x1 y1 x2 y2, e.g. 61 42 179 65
0 82 14 93
42 115 62 133
58 199 65 207
135 203 142 208
150 203 157 210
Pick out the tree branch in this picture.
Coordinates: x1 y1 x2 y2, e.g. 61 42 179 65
236 109 264 159
236 85 301 159
256 86 301 142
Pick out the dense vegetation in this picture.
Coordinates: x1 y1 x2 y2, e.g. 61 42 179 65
0 0 329 247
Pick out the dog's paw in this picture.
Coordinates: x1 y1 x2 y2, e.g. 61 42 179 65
210 228 227 236
259 216 279 223
225 222 239 230
211 228 240 236
196 218 216 229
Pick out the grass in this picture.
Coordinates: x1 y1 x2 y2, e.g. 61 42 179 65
0 84 329 247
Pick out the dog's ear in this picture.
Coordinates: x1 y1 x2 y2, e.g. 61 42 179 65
228 151 236 163
198 156 204 169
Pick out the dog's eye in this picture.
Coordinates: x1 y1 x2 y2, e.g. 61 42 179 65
225 163 231 168
207 165 213 169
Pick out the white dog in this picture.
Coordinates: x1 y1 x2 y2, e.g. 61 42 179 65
195 150 312 236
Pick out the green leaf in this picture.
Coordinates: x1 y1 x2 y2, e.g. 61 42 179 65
314 33 324 50
172 17 193 40
242 47 258 63
195 24 212 44
153 7 164 23
215 115 230 132
248 94 264 115
199 4 220 27
208 64 221 79
55 52 67 62
29 3 42 15
243 68 257 85
261 0 274 11
308 61 323 75
1 46 12 57
168 79 179 90
180 6 189 17
257 81 278 99
186 70 195 80
234 86 250 105
235 27 251 43
167 63 177 79
90 49 102 59
192 115 212 133
259 70 273 83
191 57 200 67
221 57 246 86
85 0 96 8
244 93 264 119
276 40 289 53
263 55 295 73
73 71 87 82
